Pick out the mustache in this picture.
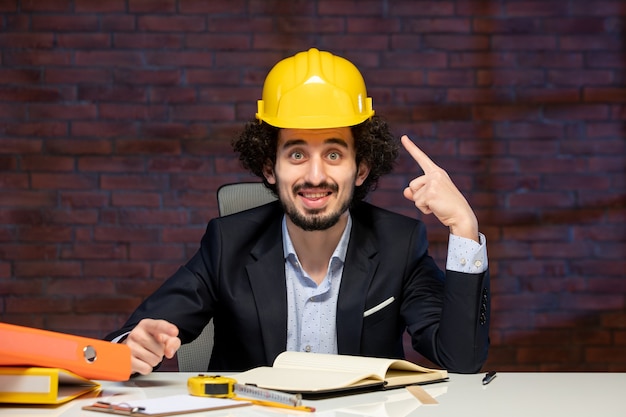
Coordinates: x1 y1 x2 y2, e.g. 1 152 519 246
293 182 339 194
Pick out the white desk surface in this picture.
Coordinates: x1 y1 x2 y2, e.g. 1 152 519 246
2 372 625 417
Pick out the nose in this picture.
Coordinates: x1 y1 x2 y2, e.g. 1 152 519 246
304 155 327 185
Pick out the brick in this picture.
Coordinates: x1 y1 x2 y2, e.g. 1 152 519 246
185 34 251 50
449 52 516 68
584 88 626 103
473 17 541 33
477 69 545 86
495 123 563 139
74 0 125 12
113 33 183 49
117 209 189 225
128 0 176 12
46 139 112 155
518 52 583 68
100 104 168 121
75 51 144 67
411 105 472 121
0 32 54 48
571 260 626 277
61 243 127 260
83 261 151 278
59 191 109 208
0 191 56 207
389 1 453 16
425 70 472 86
180 0 246 13
71 122 138 138
147 157 213 172
446 88 513 104
0 279 44 295
57 33 111 49
31 15 99 31
473 105 541 121
14 261 81 278
586 347 626 364
0 172 28 188
44 68 111 84
170 105 234 122
382 51 447 69
492 35 557 50
142 123 209 141
100 174 167 191
21 155 75 171
129 244 184 261
101 15 136 31
0 0 17 12
587 52 624 68
21 0 71 12
138 15 205 32
208 16 273 33
111 192 161 207
31 173 96 189
78 86 147 103
6 297 73 314
0 86 66 102
29 103 97 120
75 296 143 314
561 35 622 51
47 278 116 295
144 51 214 67
94 226 159 243
161 227 205 243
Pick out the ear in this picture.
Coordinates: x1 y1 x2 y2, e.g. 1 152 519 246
262 161 276 185
355 161 370 187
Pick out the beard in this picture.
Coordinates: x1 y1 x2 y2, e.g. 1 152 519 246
277 180 354 232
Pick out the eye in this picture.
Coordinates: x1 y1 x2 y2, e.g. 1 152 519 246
327 151 340 161
290 151 304 160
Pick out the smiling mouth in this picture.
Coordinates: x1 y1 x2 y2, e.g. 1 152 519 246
300 191 331 199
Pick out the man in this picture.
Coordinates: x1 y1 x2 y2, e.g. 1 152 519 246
106 48 490 375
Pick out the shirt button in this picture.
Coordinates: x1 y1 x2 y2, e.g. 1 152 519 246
474 260 482 268
460 258 467 266
305 345 311 352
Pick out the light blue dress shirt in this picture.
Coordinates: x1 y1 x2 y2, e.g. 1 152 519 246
283 213 488 354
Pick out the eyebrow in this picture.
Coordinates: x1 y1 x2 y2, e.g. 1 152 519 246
281 138 350 150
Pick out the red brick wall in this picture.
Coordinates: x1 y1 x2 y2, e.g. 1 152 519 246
1 0 624 372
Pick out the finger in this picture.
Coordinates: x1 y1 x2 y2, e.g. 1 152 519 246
146 319 179 339
401 135 438 173
162 335 181 359
131 356 154 375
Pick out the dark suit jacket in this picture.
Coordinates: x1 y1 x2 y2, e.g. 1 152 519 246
106 201 490 373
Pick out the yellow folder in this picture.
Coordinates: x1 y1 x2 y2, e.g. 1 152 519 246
0 367 100 404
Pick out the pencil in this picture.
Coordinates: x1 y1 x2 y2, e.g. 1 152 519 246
234 397 315 412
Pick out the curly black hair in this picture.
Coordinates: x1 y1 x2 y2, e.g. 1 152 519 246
231 116 399 204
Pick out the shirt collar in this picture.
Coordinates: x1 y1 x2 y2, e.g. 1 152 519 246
282 213 352 267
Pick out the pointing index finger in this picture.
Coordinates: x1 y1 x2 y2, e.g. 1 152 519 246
401 135 437 172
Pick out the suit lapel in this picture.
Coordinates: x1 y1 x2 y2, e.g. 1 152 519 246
336 215 379 355
245 215 288 365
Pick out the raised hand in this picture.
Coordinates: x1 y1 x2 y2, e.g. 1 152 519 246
401 135 479 242
123 318 181 375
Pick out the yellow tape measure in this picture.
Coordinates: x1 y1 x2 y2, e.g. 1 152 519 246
187 374 314 411
187 375 237 398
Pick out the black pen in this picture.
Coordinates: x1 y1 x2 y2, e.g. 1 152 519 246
482 371 497 385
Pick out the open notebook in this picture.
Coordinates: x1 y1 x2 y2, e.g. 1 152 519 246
233 351 448 398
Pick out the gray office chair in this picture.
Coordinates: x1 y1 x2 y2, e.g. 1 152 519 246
176 182 277 372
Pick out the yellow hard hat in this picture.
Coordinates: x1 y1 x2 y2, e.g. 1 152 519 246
256 48 374 129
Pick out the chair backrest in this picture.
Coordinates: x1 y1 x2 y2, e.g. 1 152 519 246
176 182 277 372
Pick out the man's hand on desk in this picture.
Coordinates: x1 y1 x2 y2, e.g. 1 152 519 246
123 318 181 375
